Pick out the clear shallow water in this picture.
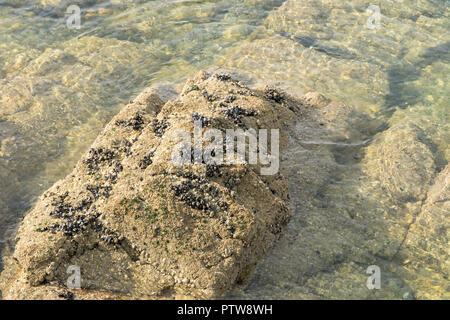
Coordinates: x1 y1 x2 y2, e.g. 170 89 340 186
0 0 448 299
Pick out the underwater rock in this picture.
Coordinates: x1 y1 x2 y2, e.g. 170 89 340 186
226 86 447 300
222 34 389 112
394 163 450 300
223 0 449 113
262 0 448 70
363 121 436 202
389 104 450 169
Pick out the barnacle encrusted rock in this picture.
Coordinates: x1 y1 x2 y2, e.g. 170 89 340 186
0 71 296 299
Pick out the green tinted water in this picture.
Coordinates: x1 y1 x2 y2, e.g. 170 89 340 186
0 0 448 299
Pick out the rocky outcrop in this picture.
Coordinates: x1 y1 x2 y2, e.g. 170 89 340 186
1 71 299 299
1 0 448 300
1 68 448 300
0 0 286 254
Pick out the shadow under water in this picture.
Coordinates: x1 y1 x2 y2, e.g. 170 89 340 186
384 41 450 110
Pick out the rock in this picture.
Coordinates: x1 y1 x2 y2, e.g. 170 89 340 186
3 67 394 300
223 25 254 41
389 104 449 168
0 71 296 299
222 34 389 112
363 121 436 202
2 68 446 300
222 0 449 113
0 35 164 255
262 0 445 68
393 164 450 300
226 78 446 300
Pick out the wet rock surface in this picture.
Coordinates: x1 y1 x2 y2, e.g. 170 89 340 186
0 71 297 299
393 164 449 299
0 69 448 300
0 0 287 259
